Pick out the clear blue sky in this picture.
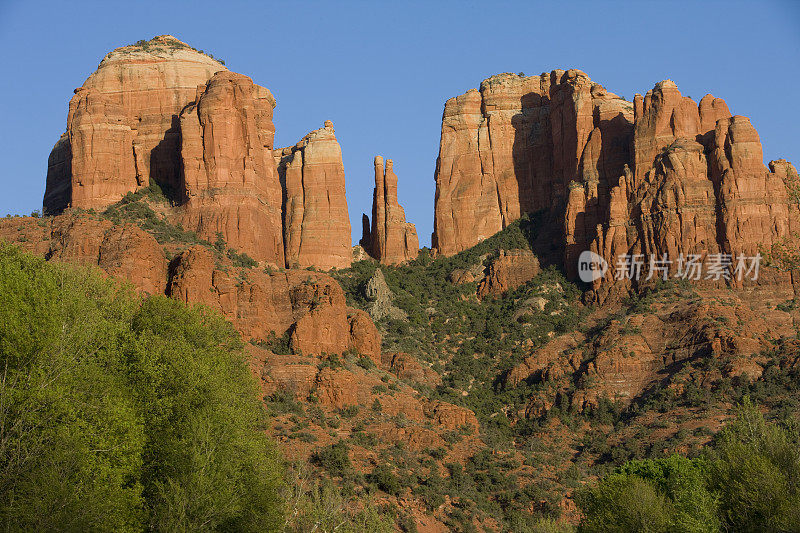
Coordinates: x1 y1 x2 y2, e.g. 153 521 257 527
1 1 798 247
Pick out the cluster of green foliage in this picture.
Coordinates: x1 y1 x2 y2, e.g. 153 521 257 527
311 441 353 478
128 36 226 64
283 463 395 533
577 399 800 532
101 183 205 245
0 244 283 531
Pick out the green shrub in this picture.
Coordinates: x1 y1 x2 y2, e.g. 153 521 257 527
311 441 352 477
577 474 674 532
367 464 403 496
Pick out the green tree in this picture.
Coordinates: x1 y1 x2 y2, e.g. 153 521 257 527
576 455 718 532
707 397 800 532
0 245 144 531
311 440 352 477
615 455 719 532
127 296 284 531
0 244 284 531
577 474 673 533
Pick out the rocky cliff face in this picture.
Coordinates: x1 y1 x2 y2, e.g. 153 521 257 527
432 70 633 257
432 71 798 296
42 36 355 271
167 245 374 356
177 71 284 264
43 36 226 214
586 82 800 299
361 156 419 264
274 121 352 270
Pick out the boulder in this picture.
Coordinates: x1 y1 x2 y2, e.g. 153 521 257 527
477 249 541 298
364 268 406 320
424 401 479 431
382 352 441 387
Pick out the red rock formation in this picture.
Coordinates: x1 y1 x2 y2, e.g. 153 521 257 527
43 37 361 272
0 214 167 295
711 116 795 258
167 245 378 356
433 71 797 296
97 224 169 295
381 352 442 387
43 36 226 214
274 121 352 270
290 305 351 356
362 156 419 264
432 70 633 258
424 401 479 431
255 349 319 400
476 249 541 298
43 134 73 213
177 71 284 264
507 286 793 414
348 309 382 365
588 81 798 297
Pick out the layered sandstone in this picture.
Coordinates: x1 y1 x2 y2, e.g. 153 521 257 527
43 36 226 213
362 156 419 264
177 71 284 264
432 71 798 296
506 285 795 417
167 245 376 357
432 70 633 257
274 121 352 270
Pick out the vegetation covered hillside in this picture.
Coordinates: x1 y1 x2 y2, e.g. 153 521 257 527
322 216 800 531
3 201 800 532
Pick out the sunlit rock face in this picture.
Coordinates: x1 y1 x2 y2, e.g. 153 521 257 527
44 35 226 214
361 155 419 265
274 121 352 270
432 71 799 297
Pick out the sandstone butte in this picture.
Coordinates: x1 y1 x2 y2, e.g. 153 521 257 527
42 35 352 270
43 36 227 213
361 156 419 265
431 70 800 298
274 121 352 270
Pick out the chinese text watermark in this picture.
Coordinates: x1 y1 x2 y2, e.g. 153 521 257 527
578 251 761 283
